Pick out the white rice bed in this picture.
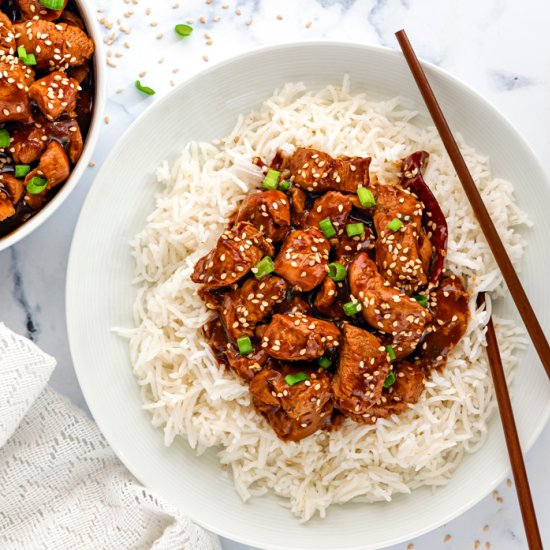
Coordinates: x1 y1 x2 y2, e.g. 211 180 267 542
126 80 529 521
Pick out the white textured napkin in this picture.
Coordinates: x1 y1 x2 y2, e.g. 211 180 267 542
0 323 220 550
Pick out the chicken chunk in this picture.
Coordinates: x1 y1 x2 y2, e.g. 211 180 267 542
313 277 338 314
249 365 333 441
373 183 432 294
9 125 47 164
234 190 290 243
0 189 15 221
47 119 83 164
192 222 275 289
333 224 375 267
29 71 79 121
16 0 68 21
332 324 391 420
274 227 330 292
262 313 340 361
224 345 269 382
349 253 431 359
416 275 469 370
14 20 94 71
273 295 312 317
302 191 353 235
288 186 306 226
0 58 34 124
0 11 16 55
0 170 24 221
290 147 371 194
220 275 288 340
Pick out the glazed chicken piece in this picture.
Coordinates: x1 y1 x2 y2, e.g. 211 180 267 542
48 119 83 164
262 313 340 361
249 365 333 441
0 174 25 221
417 275 469 370
0 58 34 124
9 125 47 164
313 277 338 315
290 147 371 194
302 191 353 235
274 227 330 292
220 275 288 340
16 0 68 21
224 345 269 382
24 141 70 209
14 20 94 71
234 190 290 243
0 11 16 55
373 183 432 294
333 225 376 267
288 186 306 226
349 253 431 359
192 221 274 288
29 71 80 121
368 362 425 419
332 324 391 421
273 295 312 316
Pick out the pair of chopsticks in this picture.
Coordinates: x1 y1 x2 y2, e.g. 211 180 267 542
395 30 545 550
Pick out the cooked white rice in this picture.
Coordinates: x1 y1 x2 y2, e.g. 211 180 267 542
125 78 530 521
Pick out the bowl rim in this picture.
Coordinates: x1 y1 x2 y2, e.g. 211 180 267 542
0 0 107 252
67 40 550 549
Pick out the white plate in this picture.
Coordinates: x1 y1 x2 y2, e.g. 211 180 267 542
66 43 550 550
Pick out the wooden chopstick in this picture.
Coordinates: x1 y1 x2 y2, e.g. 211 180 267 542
481 294 543 550
395 29 550 381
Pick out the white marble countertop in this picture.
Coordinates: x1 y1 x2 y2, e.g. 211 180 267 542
1 0 549 548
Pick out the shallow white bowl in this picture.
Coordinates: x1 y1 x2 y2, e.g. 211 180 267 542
0 1 106 252
66 43 550 550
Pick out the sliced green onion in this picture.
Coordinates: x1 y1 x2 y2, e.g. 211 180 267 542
22 54 36 66
346 222 365 237
385 345 396 360
328 262 346 281
343 301 361 316
237 336 253 355
387 217 403 232
383 371 396 388
284 372 308 386
175 24 193 37
318 356 331 369
39 0 64 9
0 129 10 148
135 80 156 96
279 180 290 191
26 176 48 195
17 46 27 60
414 295 428 308
319 217 336 239
357 187 376 208
253 256 274 279
262 168 280 190
15 165 31 178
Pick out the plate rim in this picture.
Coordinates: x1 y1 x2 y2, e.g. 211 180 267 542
66 40 550 550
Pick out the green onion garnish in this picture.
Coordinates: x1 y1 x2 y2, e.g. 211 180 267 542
237 336 253 355
318 356 331 369
328 262 346 281
357 187 376 208
284 372 308 386
279 180 290 191
385 345 396 360
175 24 193 37
387 217 403 232
253 256 274 279
343 301 361 316
413 295 428 308
22 53 36 66
26 176 48 195
15 165 30 178
346 222 365 237
17 46 27 59
0 129 10 148
319 217 336 239
383 371 396 388
135 80 156 96
262 168 280 190
39 0 64 9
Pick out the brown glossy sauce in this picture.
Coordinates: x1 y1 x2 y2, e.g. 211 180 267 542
0 0 95 239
